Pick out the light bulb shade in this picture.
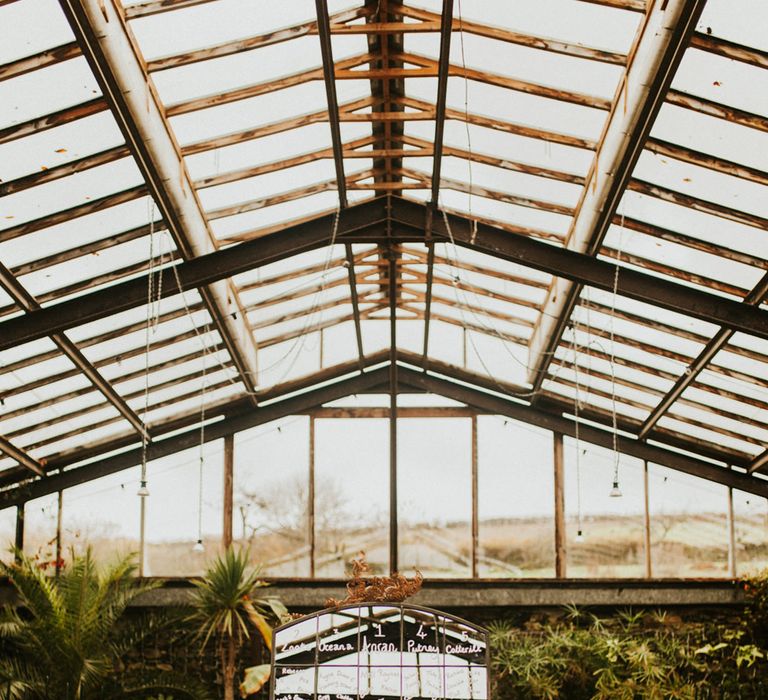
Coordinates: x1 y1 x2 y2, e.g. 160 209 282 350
575 530 585 543
193 539 205 553
137 481 150 497
609 480 623 498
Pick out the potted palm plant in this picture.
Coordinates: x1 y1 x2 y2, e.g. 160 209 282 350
188 547 289 700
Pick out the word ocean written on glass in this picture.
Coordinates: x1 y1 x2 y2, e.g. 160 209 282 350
270 603 490 700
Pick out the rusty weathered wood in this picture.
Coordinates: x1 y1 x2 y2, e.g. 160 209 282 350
309 406 481 418
193 141 341 189
0 42 81 82
617 215 768 269
553 432 566 578
667 90 768 132
690 32 768 69
0 186 147 243
396 4 627 64
576 0 647 11
181 97 375 155
0 145 131 196
643 461 651 578
397 95 597 150
628 178 768 231
645 138 768 188
123 0 217 19
223 434 234 548
0 98 108 145
403 134 586 185
166 53 372 116
471 415 479 579
386 52 612 110
147 6 371 71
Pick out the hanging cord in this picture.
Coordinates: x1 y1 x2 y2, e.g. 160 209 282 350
138 200 159 497
164 205 343 394
194 346 207 551
456 0 478 244
570 305 584 540
609 215 625 494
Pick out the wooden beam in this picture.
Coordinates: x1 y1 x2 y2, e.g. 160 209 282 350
396 367 768 498
391 197 768 339
553 432 566 578
666 90 768 133
0 363 391 508
223 433 234 549
0 97 107 146
315 0 347 208
0 41 81 82
644 138 768 188
345 244 366 371
62 0 262 404
430 0 453 205
0 435 43 476
471 415 479 579
526 0 707 392
643 460 651 578
396 4 627 65
690 32 768 69
0 261 149 441
308 416 316 577
638 271 768 440
146 6 371 71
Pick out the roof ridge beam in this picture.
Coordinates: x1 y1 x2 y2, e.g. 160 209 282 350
526 0 706 391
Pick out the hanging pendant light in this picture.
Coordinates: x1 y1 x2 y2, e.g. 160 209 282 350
575 529 585 543
137 480 150 497
193 539 205 553
609 480 623 498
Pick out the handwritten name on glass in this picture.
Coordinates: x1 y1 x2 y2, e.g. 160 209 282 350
271 603 489 700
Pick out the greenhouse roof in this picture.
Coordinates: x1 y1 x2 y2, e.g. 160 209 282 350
0 0 767 504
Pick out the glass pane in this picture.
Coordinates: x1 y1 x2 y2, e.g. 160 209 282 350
733 490 768 577
315 418 389 576
478 416 554 577
0 507 15 563
234 418 311 577
565 439 645 577
144 440 224 576
399 418 472 577
61 466 141 563
648 464 729 578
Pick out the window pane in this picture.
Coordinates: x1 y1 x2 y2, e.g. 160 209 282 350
733 490 768 577
649 464 729 577
565 440 645 578
399 418 472 577
234 418 310 577
315 418 388 577
478 416 554 577
62 466 141 563
144 440 223 576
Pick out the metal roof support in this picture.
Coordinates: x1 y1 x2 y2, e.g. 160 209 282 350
397 368 768 499
0 435 43 476
60 0 260 405
315 0 347 208
345 244 367 370
0 262 148 443
526 0 707 394
640 271 768 442
5 351 768 506
5 196 768 349
1 362 392 507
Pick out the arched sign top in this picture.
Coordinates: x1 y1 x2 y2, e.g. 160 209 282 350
271 603 490 700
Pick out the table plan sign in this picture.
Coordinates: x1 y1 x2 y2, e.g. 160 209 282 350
270 603 489 700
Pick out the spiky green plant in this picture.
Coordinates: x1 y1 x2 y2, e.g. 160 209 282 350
187 547 288 700
0 548 208 700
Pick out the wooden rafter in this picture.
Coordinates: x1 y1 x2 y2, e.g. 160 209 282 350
61 0 261 405
526 0 707 396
